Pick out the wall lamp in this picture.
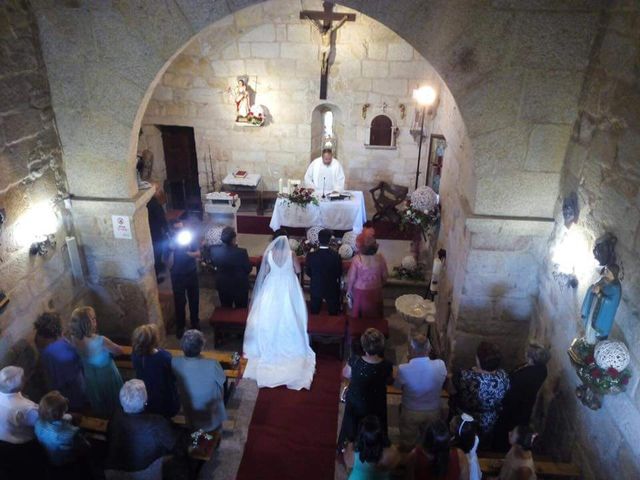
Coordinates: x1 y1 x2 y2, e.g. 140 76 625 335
30 234 57 256
0 208 5 228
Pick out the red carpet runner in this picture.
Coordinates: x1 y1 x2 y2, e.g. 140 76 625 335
236 355 342 480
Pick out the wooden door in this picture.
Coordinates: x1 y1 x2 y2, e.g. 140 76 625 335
160 126 201 213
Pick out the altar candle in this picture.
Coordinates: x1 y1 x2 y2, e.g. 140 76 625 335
278 178 284 193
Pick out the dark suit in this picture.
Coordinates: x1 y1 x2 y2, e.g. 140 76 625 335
147 196 168 274
210 244 252 308
305 247 343 315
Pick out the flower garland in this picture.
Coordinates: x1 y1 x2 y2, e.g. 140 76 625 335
571 338 632 394
281 187 319 207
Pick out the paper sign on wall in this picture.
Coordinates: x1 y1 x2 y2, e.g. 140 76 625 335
112 215 132 239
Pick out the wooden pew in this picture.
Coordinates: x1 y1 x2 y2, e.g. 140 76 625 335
117 345 246 379
479 457 580 479
116 346 246 403
78 415 220 463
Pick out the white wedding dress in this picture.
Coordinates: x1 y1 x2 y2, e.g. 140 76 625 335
243 236 316 390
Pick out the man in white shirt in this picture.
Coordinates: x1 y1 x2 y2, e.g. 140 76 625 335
0 365 45 477
0 366 39 445
394 334 447 449
304 148 346 193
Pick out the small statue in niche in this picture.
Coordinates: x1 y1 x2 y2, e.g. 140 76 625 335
229 79 251 121
593 232 617 267
562 192 579 228
581 264 622 344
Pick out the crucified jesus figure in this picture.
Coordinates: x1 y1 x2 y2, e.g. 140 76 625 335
305 14 349 75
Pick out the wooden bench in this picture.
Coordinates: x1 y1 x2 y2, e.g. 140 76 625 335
307 306 348 359
78 415 221 463
479 457 580 479
208 307 250 346
116 346 246 403
347 315 390 344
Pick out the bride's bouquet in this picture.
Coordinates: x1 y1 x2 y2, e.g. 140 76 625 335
281 187 319 207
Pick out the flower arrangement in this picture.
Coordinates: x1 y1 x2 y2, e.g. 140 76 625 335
391 260 426 281
281 187 319 207
400 201 440 232
570 337 632 394
246 105 265 126
400 186 440 234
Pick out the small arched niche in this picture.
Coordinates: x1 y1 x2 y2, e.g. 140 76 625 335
310 103 343 161
369 114 393 146
365 112 398 149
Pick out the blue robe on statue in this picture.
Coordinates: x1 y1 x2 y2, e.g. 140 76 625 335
581 280 621 340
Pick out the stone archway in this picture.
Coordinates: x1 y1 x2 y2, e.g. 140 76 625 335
32 0 601 360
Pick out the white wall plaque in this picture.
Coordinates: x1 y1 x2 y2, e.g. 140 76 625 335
112 215 132 239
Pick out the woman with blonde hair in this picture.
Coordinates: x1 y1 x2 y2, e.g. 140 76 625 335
69 307 123 418
131 324 180 417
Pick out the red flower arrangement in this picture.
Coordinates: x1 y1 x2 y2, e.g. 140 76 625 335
281 187 319 207
570 338 632 394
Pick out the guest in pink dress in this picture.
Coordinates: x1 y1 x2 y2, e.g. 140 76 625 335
348 237 388 318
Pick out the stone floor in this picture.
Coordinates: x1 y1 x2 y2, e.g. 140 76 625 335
157 226 430 479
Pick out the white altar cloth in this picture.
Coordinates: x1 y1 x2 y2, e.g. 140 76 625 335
269 191 366 233
222 173 261 187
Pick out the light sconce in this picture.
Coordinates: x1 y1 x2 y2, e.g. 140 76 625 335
16 201 59 255
30 234 57 256
551 226 598 289
0 208 5 228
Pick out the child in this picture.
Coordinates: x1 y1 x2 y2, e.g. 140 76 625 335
451 413 482 480
498 425 537 480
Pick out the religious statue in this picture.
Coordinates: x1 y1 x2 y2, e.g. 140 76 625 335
229 79 250 121
305 14 349 76
562 192 579 227
581 264 622 344
593 232 617 268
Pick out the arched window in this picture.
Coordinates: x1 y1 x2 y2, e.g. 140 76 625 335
369 115 393 146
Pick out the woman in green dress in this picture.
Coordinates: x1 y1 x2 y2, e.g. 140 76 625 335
69 307 124 418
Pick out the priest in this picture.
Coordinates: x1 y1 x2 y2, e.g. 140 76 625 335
304 148 345 193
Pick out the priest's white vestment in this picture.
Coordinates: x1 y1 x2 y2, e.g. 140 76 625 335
303 157 346 192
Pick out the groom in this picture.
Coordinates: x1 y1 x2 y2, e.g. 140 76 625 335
305 229 343 315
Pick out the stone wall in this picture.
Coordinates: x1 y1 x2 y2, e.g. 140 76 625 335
0 1 83 365
533 3 640 478
140 2 465 216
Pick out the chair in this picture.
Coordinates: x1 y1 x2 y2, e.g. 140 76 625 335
369 181 408 224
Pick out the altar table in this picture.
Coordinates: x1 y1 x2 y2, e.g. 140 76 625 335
269 191 366 233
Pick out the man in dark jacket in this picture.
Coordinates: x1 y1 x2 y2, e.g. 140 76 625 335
147 185 169 280
209 227 252 308
305 229 342 315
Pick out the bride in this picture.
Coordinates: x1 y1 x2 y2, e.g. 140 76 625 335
243 235 316 390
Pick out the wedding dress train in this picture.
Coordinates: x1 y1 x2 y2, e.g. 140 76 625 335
242 236 316 390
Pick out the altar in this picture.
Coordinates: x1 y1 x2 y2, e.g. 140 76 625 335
269 190 367 233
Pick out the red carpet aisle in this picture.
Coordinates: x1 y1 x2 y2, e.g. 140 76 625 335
236 356 342 480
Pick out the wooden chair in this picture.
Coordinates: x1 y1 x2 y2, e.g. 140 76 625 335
369 181 408 224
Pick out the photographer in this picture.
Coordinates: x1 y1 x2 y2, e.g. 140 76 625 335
168 220 201 339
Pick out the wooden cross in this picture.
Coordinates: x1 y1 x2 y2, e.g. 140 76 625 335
300 1 356 99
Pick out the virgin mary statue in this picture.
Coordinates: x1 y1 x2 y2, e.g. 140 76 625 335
581 264 622 344
242 236 316 390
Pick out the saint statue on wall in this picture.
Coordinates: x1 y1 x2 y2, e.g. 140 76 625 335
581 264 622 344
229 79 250 121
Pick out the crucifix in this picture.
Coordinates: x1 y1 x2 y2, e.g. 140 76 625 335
300 1 356 99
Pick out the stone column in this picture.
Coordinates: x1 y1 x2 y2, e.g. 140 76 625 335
69 189 162 339
439 212 554 370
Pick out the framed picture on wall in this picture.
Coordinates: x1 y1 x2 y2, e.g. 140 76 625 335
425 134 447 193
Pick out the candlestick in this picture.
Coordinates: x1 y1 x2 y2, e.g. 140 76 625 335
322 177 326 199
